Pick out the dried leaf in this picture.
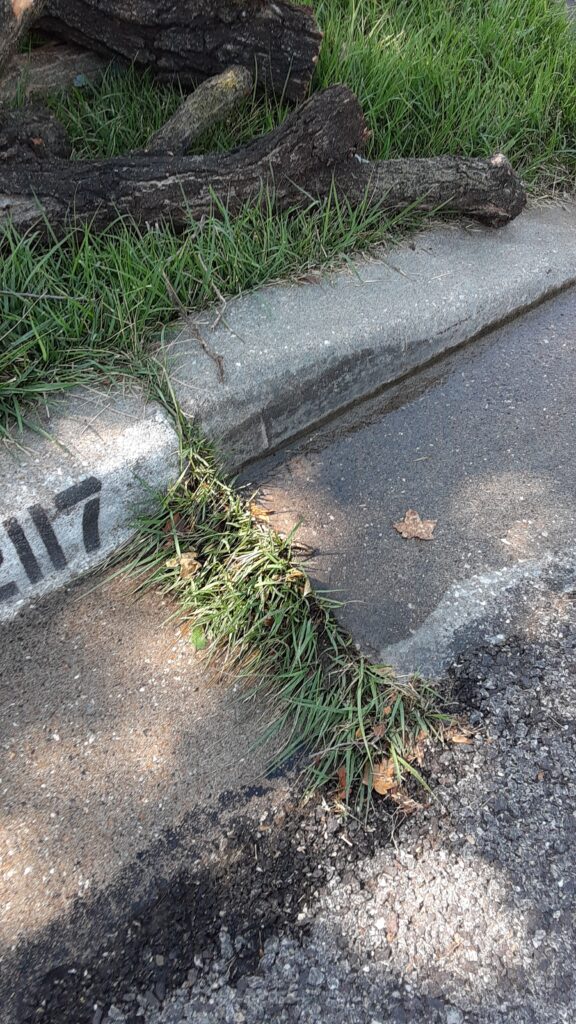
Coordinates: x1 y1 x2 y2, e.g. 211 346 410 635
249 501 273 522
445 723 474 745
389 787 422 815
336 765 347 801
407 729 428 766
286 567 312 597
286 568 305 583
393 509 437 541
363 758 397 795
166 551 201 578
372 722 387 739
179 552 201 578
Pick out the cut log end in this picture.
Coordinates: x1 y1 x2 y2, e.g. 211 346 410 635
0 43 110 106
331 152 526 228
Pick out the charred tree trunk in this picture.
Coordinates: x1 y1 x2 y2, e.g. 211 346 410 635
0 86 365 233
0 0 45 78
38 0 322 102
0 86 526 235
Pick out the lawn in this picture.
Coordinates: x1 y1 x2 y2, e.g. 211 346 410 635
2 0 575 431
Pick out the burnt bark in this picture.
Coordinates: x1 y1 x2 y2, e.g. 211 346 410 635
0 103 71 161
0 86 526 236
0 42 109 106
0 0 45 78
38 0 322 102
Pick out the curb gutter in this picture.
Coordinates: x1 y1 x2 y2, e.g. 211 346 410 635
2 201 576 621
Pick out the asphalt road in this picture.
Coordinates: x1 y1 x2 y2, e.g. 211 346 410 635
3 285 576 1024
241 286 576 659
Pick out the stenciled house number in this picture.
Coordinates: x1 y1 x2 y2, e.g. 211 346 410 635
0 476 102 603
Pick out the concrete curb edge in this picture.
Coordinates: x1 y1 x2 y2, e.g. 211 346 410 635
2 201 575 621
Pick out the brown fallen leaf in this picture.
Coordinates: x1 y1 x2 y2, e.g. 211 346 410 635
363 758 397 795
336 765 347 801
388 787 423 815
393 509 437 541
445 723 475 745
406 728 428 766
165 551 201 579
249 501 274 522
285 567 312 597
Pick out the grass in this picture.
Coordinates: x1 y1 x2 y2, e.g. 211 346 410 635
2 0 575 431
46 0 576 180
125 429 448 808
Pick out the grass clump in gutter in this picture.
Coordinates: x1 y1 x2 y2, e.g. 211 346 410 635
126 431 448 807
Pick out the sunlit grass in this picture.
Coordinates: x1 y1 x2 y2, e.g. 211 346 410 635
2 0 575 430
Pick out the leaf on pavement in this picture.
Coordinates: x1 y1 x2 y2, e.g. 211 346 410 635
393 509 437 540
445 722 475 745
249 501 274 522
389 788 423 815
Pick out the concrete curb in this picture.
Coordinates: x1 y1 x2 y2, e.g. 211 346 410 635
166 202 576 467
2 201 576 620
0 391 179 622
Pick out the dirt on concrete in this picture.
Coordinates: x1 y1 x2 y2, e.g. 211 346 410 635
0 571 281 1021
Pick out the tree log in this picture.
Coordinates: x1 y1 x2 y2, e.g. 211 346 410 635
0 86 526 236
0 42 109 106
0 85 365 233
0 0 46 79
0 103 71 161
38 0 322 102
326 152 527 228
145 65 253 155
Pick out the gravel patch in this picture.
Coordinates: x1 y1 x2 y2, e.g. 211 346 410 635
9 564 576 1023
137 567 576 1024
